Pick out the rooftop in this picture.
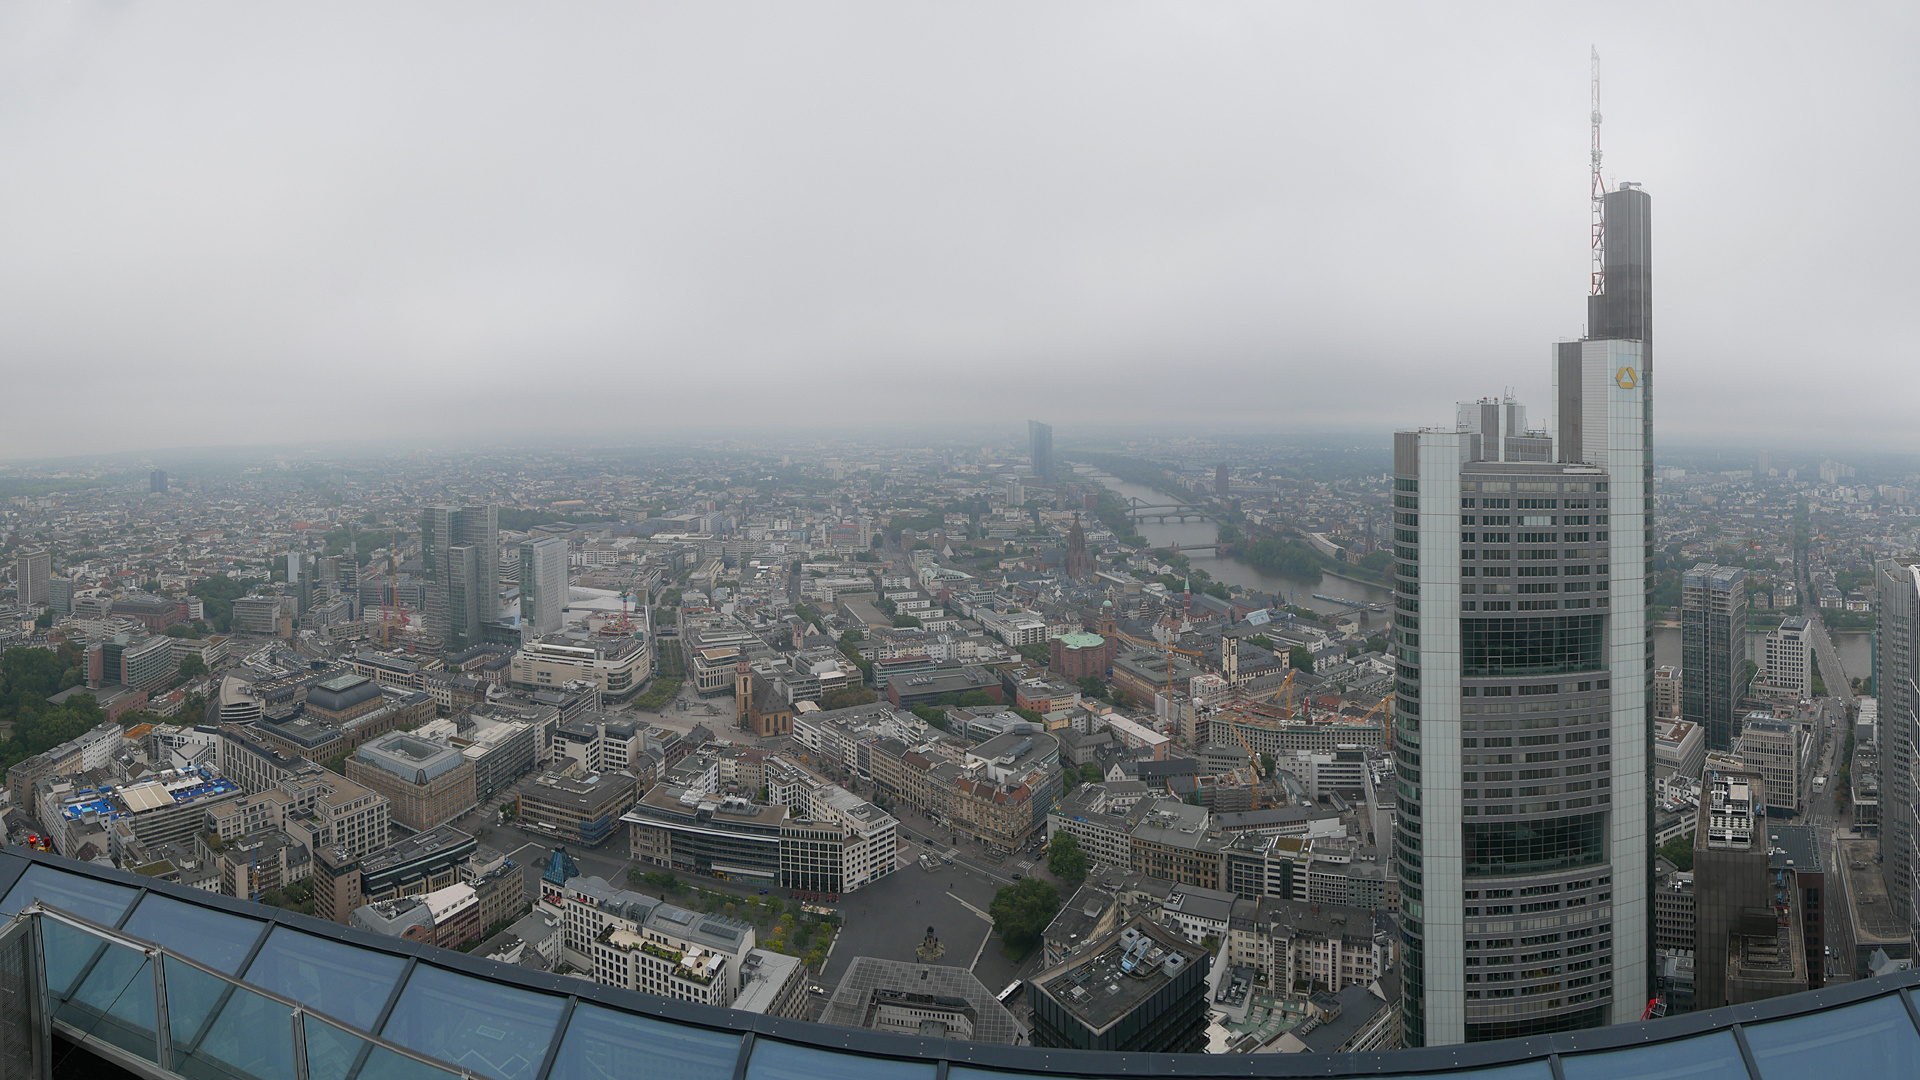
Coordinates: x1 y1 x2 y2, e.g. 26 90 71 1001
1031 917 1207 1034
820 957 1026 1045
7 841 1920 1080
354 733 467 783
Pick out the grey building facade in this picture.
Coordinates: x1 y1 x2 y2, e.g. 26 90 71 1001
1392 187 1653 1047
423 503 499 651
1681 564 1748 752
519 535 569 641
1028 419 1053 482
1875 557 1920 924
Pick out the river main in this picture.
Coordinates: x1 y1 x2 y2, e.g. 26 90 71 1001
1083 469 1393 632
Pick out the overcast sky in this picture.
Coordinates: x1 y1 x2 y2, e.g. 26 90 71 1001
2 3 1915 460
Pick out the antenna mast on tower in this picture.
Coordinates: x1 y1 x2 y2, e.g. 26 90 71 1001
1589 46 1606 296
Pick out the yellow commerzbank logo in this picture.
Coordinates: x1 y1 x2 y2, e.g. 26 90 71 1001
1615 366 1638 389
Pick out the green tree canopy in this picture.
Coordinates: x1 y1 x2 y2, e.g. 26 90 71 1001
1047 832 1088 885
1289 645 1314 673
988 878 1062 955
1657 833 1694 873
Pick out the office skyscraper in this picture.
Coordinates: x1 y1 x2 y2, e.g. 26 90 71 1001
149 469 167 494
1028 420 1054 482
1393 190 1652 1047
14 549 50 609
421 504 498 651
1681 565 1748 752
1875 557 1920 924
519 535 569 641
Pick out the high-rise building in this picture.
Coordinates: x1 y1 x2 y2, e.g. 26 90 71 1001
519 535 569 641
422 504 499 651
1028 419 1054 482
149 469 168 494
1874 557 1920 924
1215 463 1230 496
1392 187 1653 1047
1762 617 1811 699
1588 184 1653 469
14 548 50 609
1681 565 1748 752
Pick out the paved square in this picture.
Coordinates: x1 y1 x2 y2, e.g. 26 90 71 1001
820 858 1002 984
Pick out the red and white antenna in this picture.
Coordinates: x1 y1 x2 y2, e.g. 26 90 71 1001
1589 46 1606 296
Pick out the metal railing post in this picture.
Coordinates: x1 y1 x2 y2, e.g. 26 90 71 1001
290 1005 310 1080
150 949 171 1069
26 916 50 1080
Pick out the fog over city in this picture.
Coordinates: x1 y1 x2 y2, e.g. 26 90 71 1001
1 2 1914 459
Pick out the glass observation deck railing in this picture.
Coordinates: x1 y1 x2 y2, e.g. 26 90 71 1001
2 849 1920 1080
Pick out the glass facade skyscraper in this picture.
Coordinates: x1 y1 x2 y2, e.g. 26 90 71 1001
1028 419 1054 482
1875 557 1920 924
421 504 498 651
1394 188 1654 1047
1680 564 1748 753
519 535 569 641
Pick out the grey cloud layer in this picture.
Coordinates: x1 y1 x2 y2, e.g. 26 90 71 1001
1 2 1914 457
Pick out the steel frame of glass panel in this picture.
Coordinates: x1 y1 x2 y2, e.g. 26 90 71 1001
2 847 1920 1080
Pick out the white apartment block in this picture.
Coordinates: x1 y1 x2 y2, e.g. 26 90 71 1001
1762 617 1812 699
555 875 758 1008
808 783 898 892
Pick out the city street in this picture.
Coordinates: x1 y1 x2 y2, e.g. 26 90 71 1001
1797 594 1861 982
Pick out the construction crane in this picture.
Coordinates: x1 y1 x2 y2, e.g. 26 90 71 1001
1114 631 1205 706
1218 718 1279 809
1261 669 1298 720
1350 694 1393 753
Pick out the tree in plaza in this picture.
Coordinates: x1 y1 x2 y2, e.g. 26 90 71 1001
1047 832 1088 885
988 877 1063 956
1289 645 1314 673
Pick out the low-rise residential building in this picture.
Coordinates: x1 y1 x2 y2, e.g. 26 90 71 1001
804 784 898 893
1655 717 1707 780
547 873 763 1009
1160 883 1236 945
203 765 389 861
1225 896 1391 997
1129 799 1223 891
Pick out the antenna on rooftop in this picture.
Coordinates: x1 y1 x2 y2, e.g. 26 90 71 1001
1589 46 1606 297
